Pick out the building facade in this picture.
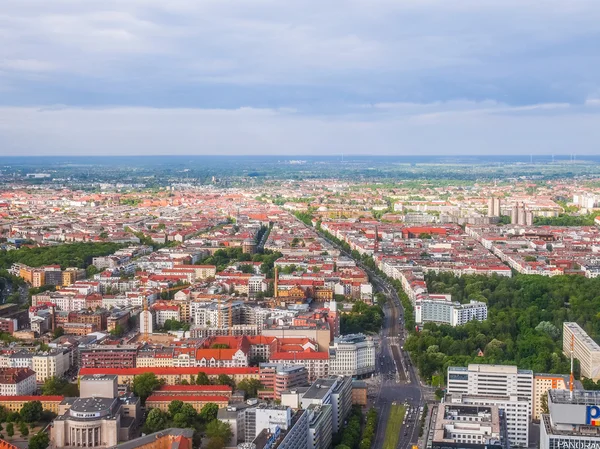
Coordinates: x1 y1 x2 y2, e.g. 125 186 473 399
563 323 600 381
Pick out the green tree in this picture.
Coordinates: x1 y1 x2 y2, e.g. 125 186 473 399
52 327 65 339
237 379 263 398
6 423 14 437
110 324 125 337
144 408 169 434
29 431 50 449
20 400 43 423
19 421 29 436
206 437 226 449
168 400 184 416
205 420 233 442
216 374 235 388
199 403 219 423
196 372 211 385
132 372 162 404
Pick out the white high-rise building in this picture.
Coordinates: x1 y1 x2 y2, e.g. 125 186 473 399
447 364 534 447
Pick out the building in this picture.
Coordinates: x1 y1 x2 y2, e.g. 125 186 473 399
351 380 368 406
300 376 352 434
429 403 509 449
541 389 600 449
0 395 64 414
146 395 229 412
0 368 36 396
447 364 533 402
447 364 534 447
245 404 292 442
79 367 260 387
259 364 308 400
563 323 600 381
105 428 194 449
533 374 570 420
139 309 153 335
269 352 329 382
415 297 487 327
447 394 529 447
328 334 376 378
488 198 502 218
152 384 233 398
32 349 71 382
218 403 254 446
307 404 332 449
50 374 141 448
79 345 138 369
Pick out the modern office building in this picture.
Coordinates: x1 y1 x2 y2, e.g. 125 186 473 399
447 394 529 447
244 404 292 443
306 404 332 449
541 389 600 449
447 364 533 401
328 333 376 377
300 376 352 434
429 403 509 449
563 323 600 381
447 364 534 447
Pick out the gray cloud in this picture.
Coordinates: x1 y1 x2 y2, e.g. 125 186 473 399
0 101 599 155
1 0 600 154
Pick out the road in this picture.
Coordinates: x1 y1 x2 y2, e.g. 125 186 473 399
313 225 429 449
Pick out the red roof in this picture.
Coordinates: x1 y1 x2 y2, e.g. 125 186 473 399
147 395 229 402
157 385 232 392
270 352 329 360
79 367 259 376
0 395 64 401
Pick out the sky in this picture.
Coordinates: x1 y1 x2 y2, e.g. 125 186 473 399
1 0 600 156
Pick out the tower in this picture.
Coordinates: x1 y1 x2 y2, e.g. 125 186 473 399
328 299 340 339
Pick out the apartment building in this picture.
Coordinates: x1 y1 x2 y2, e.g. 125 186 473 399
79 345 138 369
563 322 600 381
532 374 570 420
0 368 37 396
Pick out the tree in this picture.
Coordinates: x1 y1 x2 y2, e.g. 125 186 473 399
19 421 29 436
216 374 235 388
207 437 226 449
132 373 162 404
52 327 64 339
541 391 549 415
20 400 43 423
29 432 50 449
144 408 170 434
237 379 263 398
205 420 232 442
200 403 219 423
168 400 184 416
110 324 125 338
196 372 211 385
6 423 14 437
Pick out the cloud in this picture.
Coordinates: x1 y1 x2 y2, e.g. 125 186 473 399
1 101 599 155
0 1 600 154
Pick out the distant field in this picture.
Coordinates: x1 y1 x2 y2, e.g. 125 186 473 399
383 403 406 449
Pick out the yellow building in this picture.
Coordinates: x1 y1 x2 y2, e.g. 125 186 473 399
146 395 229 412
532 374 569 420
0 395 63 414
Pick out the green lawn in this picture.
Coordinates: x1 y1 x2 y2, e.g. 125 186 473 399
383 403 406 449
